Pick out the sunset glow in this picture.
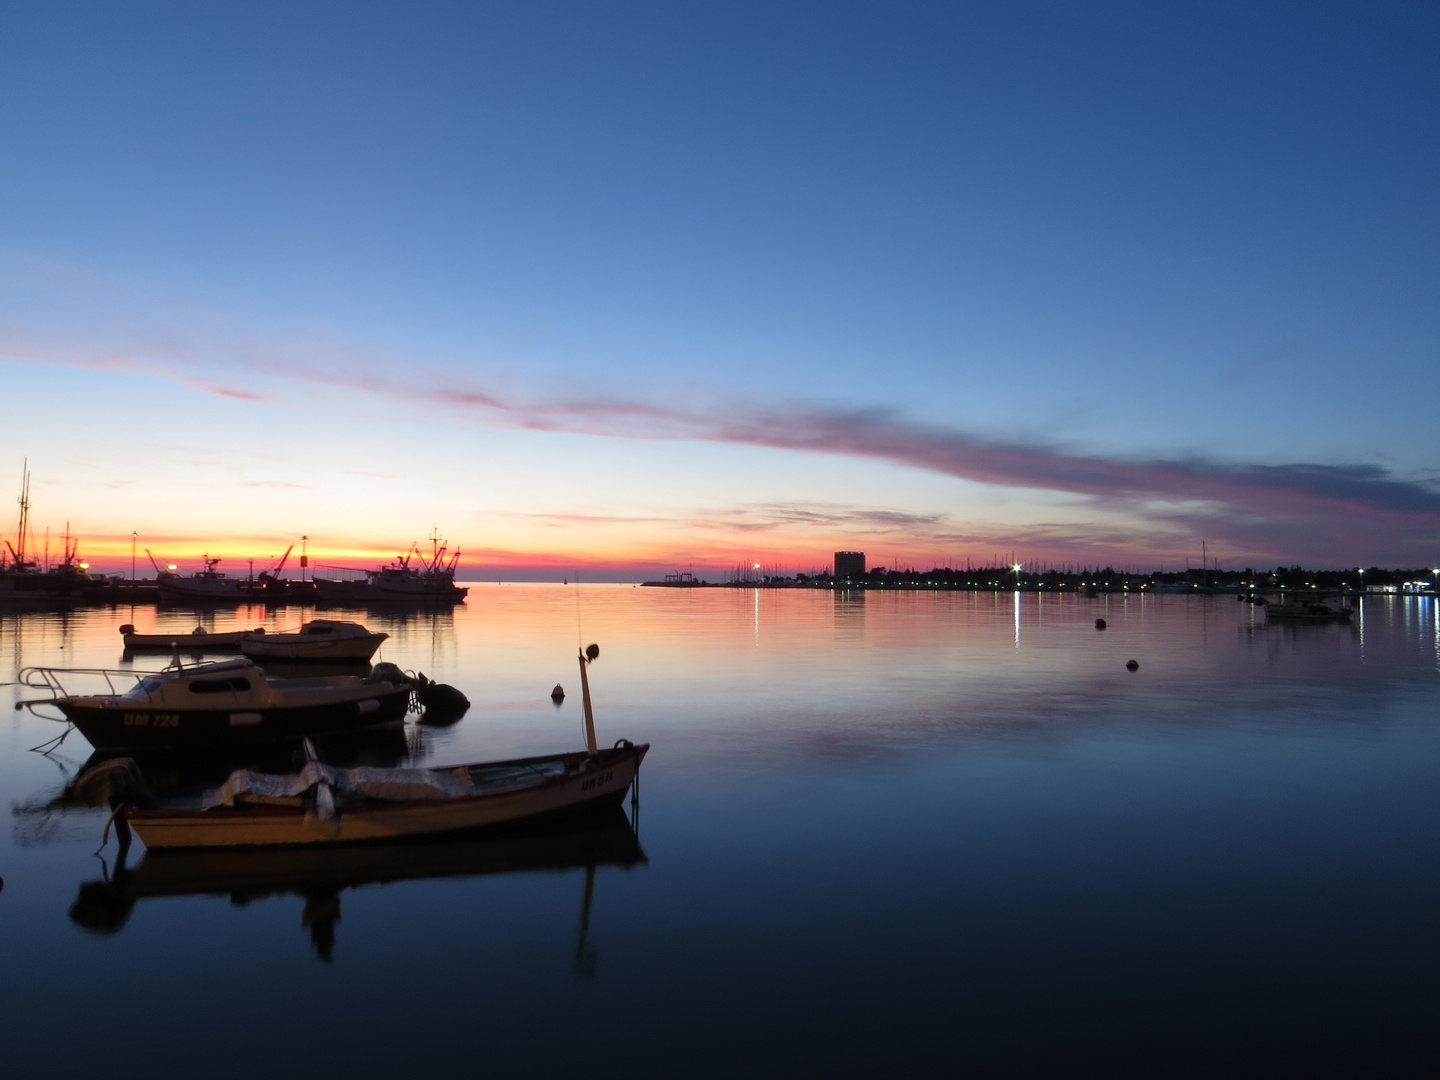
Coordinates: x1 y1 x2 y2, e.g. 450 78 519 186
2 4 1435 574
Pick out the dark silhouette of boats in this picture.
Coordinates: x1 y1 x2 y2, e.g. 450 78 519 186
311 531 468 604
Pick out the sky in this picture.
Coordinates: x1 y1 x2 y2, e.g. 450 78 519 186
1 1 1437 578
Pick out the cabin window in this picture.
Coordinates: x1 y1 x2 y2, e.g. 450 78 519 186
307 625 334 634
140 678 164 694
190 677 251 695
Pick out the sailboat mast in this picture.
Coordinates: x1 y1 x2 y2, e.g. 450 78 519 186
16 458 31 565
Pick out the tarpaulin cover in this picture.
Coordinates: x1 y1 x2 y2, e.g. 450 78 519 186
203 762 475 809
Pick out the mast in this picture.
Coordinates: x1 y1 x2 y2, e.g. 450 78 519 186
15 459 31 567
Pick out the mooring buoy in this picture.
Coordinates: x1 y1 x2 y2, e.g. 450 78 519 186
1125 659 1139 671
550 683 565 702
1095 618 1107 630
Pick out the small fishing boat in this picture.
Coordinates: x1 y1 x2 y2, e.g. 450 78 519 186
240 619 388 661
119 623 259 651
1264 599 1353 622
119 740 646 848
17 658 411 750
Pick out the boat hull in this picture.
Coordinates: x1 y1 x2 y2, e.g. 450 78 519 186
130 744 648 848
58 687 411 750
312 578 468 603
240 635 386 661
1264 606 1353 622
122 631 253 650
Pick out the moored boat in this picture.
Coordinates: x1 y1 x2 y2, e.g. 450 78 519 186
154 555 253 602
17 658 411 750
240 619 388 661
312 530 468 603
121 740 647 848
119 623 259 651
1264 598 1353 621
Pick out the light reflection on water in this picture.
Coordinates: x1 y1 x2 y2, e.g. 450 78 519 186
2 588 1438 1076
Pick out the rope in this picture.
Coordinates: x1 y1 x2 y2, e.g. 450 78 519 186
95 801 130 854
28 725 74 755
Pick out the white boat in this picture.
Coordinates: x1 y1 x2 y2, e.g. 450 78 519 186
312 531 468 603
155 556 252 602
17 658 411 750
240 620 388 661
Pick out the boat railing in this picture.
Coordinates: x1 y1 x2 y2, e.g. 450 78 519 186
313 565 370 582
15 665 152 702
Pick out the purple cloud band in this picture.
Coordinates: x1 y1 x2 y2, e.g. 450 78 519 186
4 319 1436 562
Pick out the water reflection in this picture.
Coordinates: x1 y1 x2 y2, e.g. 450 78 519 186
79 726 419 793
68 808 646 963
832 588 864 647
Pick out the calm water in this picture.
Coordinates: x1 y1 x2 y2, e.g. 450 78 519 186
3 587 1438 1076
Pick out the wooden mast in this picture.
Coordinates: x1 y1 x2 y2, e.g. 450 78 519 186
578 643 599 756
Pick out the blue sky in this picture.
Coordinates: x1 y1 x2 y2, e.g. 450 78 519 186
1 1 1436 574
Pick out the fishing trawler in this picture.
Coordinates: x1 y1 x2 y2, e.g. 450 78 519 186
1 462 97 601
153 554 253 602
312 530 468 603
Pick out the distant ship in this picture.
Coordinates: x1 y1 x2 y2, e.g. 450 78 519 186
154 555 251 602
1 461 99 602
312 531 468 603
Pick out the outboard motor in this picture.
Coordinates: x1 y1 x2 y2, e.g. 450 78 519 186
367 662 408 685
414 671 470 726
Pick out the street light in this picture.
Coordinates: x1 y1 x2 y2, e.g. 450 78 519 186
131 531 137 584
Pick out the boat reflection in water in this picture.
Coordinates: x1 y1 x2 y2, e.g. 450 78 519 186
75 724 418 795
69 807 646 964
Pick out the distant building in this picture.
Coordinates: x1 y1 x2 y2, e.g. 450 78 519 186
834 551 865 579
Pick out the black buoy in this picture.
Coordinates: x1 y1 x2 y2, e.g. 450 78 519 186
1095 618 1107 630
1126 659 1139 671
550 684 565 703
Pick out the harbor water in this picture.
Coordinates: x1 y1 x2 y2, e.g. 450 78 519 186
2 587 1437 1076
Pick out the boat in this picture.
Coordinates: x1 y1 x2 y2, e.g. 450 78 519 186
16 658 412 750
312 530 468 603
119 623 259 651
240 619 388 661
153 554 253 602
115 740 646 848
75 642 644 848
1 464 99 602
1263 598 1354 621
